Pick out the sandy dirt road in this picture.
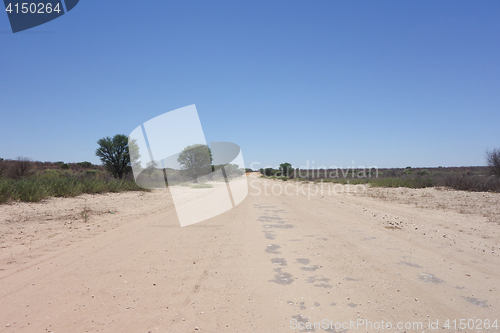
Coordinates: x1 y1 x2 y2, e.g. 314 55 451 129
1 174 499 332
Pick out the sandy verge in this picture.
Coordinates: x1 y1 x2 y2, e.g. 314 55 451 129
0 190 174 278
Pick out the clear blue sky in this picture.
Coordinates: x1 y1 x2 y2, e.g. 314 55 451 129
1 1 499 169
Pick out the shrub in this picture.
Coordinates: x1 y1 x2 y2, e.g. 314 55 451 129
10 157 33 179
81 179 105 194
418 169 430 176
49 178 78 197
59 170 73 178
43 169 60 178
0 158 6 178
223 164 244 177
486 148 500 178
85 170 99 177
443 174 500 192
259 168 275 177
60 163 70 170
77 161 93 168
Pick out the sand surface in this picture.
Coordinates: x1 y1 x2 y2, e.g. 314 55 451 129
1 174 499 332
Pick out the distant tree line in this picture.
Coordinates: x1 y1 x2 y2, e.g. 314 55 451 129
258 154 500 192
0 157 101 180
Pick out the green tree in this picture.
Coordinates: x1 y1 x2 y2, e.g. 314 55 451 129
128 138 142 172
95 134 131 179
417 169 430 176
279 162 293 177
177 144 213 182
145 160 160 178
223 164 243 177
77 161 93 168
261 167 274 177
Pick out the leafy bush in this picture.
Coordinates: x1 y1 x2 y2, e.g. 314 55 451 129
85 170 99 177
43 169 60 178
259 168 275 177
403 168 413 175
418 169 430 176
77 161 93 168
443 174 500 192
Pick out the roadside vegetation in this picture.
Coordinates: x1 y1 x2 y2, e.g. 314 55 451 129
0 157 146 204
4 138 499 204
0 134 148 204
1 135 249 204
260 151 500 193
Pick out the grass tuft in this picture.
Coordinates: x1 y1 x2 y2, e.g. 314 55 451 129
190 184 213 188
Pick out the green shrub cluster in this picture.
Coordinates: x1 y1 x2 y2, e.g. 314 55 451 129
0 175 147 203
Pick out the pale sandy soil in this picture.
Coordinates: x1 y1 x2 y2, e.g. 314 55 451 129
0 190 174 274
0 174 499 332
365 186 500 224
